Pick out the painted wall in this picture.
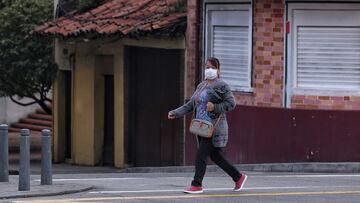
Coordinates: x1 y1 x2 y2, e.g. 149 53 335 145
186 105 360 165
0 97 45 124
72 47 97 164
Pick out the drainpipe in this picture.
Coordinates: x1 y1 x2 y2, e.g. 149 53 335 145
54 0 59 17
283 2 289 108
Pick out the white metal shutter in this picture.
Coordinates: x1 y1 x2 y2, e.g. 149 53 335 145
206 4 252 91
297 27 360 90
213 26 250 90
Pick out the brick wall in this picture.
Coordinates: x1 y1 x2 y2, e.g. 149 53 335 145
187 0 286 106
291 95 360 110
251 0 360 110
252 0 285 107
185 0 200 99
188 0 360 111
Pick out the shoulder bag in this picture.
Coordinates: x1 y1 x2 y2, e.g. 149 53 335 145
189 82 222 138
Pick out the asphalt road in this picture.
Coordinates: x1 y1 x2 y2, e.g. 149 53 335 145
5 172 360 203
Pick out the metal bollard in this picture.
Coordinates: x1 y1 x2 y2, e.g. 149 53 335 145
41 129 52 185
19 129 30 191
0 124 9 182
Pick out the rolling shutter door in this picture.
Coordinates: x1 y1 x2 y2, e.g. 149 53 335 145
206 4 252 91
297 27 360 90
213 26 250 89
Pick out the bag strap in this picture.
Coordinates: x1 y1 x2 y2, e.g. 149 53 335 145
213 114 223 128
191 82 208 120
191 81 223 127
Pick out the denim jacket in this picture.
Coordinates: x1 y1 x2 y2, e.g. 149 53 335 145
170 79 236 147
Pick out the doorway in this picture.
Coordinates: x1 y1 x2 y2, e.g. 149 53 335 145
125 46 184 167
102 75 114 165
63 70 72 160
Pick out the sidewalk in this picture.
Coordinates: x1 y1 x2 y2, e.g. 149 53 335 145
9 162 360 175
1 163 110 200
9 162 120 175
121 162 360 173
0 176 92 199
2 162 360 200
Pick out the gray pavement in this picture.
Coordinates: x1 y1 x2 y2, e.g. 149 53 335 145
7 162 360 177
121 162 360 173
2 163 360 202
9 162 120 175
8 162 360 175
0 175 92 199
2 171 360 203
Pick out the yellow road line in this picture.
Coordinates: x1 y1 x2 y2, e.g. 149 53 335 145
14 190 360 202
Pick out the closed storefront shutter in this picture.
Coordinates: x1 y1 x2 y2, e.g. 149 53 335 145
297 27 360 90
206 4 252 91
213 26 249 89
287 4 360 98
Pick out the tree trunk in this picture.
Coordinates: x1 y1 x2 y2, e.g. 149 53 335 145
10 96 52 115
37 100 52 115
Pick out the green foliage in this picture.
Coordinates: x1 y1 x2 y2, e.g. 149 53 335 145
0 0 57 114
0 0 13 9
165 0 186 16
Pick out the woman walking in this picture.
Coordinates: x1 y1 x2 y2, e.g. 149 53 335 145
168 57 247 194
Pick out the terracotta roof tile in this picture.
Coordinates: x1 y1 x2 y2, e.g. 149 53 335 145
34 0 186 38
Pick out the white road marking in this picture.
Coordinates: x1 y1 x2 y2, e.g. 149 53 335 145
34 177 144 182
88 185 360 194
262 174 360 178
33 174 360 182
13 190 360 202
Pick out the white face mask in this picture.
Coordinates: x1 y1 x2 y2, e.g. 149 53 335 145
205 68 218 80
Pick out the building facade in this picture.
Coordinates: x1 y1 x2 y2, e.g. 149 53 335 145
185 0 360 165
35 0 187 168
35 0 360 168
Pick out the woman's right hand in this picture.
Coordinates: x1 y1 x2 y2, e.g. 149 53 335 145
168 112 176 120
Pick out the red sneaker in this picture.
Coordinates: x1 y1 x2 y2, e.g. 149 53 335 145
184 186 203 194
234 173 247 191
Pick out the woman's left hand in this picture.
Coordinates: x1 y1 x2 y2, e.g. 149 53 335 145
206 102 215 112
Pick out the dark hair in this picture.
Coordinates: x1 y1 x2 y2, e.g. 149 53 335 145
206 57 220 78
207 57 220 69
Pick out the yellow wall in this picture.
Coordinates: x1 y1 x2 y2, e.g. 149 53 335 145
54 37 185 167
73 46 96 165
113 49 124 168
52 71 64 163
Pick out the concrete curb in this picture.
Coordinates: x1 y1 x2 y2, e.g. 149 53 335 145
119 162 360 173
0 185 93 200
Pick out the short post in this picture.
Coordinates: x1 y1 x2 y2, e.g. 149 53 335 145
0 124 9 182
41 129 52 185
19 129 30 191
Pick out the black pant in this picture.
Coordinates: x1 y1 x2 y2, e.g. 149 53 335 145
191 137 241 187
